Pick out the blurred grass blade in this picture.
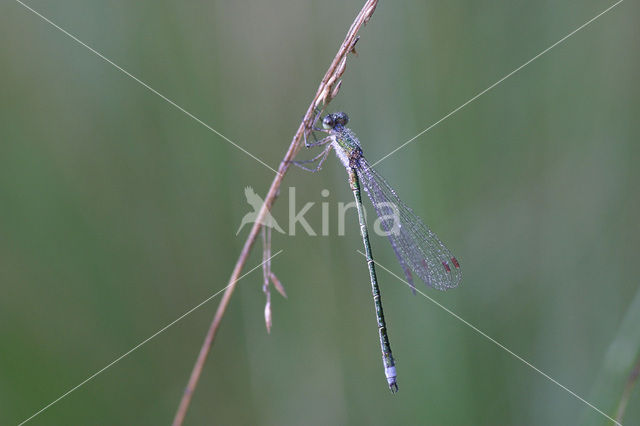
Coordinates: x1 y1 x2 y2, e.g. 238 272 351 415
583 287 640 425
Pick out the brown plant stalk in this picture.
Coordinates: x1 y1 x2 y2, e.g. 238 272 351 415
172 1 379 424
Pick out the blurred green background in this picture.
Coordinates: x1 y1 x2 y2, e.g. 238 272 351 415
1 1 639 425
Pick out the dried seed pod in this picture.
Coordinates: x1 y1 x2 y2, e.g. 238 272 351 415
330 80 343 100
336 56 347 78
270 272 287 298
264 299 272 334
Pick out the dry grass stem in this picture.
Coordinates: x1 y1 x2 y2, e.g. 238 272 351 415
172 1 379 424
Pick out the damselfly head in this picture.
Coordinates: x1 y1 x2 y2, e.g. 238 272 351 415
322 112 349 129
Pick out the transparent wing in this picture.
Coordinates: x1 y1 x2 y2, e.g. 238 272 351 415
356 157 462 291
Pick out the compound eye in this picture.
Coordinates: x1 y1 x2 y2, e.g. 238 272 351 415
322 114 335 129
334 112 349 126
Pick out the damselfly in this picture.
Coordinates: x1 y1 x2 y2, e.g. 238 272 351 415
294 112 462 392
